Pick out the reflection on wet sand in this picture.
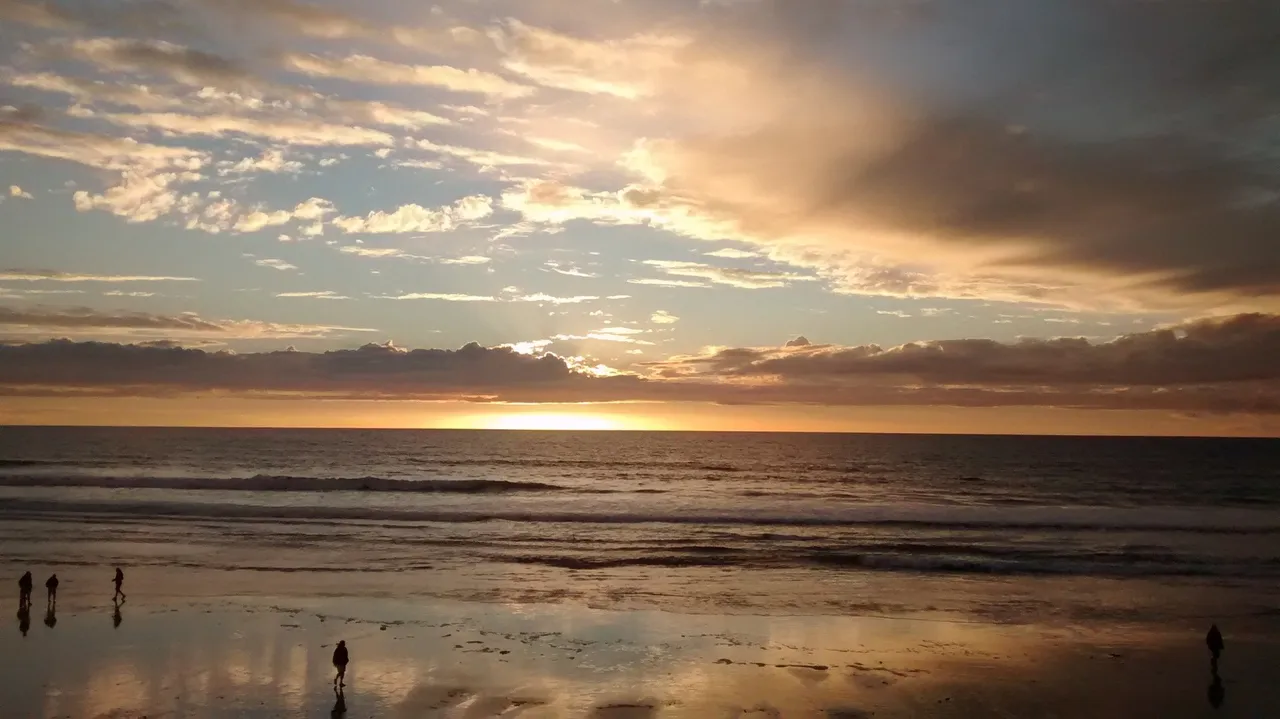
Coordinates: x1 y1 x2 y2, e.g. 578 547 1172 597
0 598 1276 718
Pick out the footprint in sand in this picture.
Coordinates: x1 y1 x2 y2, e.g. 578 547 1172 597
826 710 872 719
589 701 658 719
737 705 781 718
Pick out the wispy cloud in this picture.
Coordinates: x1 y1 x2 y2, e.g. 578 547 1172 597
650 310 679 324
439 256 491 265
275 291 350 300
255 259 298 271
282 53 533 99
627 278 710 289
0 270 199 283
0 305 373 339
545 261 597 278
704 248 757 260
643 260 816 289
333 195 493 234
379 293 497 302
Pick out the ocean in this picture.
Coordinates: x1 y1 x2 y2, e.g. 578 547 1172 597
2 427 1278 626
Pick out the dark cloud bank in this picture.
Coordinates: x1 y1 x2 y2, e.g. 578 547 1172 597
1 314 1276 414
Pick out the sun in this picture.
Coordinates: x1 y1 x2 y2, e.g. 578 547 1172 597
480 412 623 431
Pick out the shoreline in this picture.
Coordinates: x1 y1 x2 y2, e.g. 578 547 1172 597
4 591 1278 718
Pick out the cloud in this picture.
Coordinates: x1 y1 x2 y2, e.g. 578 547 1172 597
545 261 596 278
0 0 77 29
650 310 679 324
484 3 1280 311
655 314 1280 388
97 111 396 146
785 336 811 347
0 118 202 172
62 38 255 89
199 0 382 41
642 260 815 289
276 291 350 300
2 314 1276 413
218 149 303 176
411 139 550 170
494 19 686 99
380 293 497 302
0 306 372 339
254 258 298 271
281 53 533 99
553 331 654 345
627 278 710 289
339 246 417 259
704 248 757 259
377 292 605 305
8 185 33 199
0 339 594 399
439 256 491 265
333 195 494 234
0 270 198 283
234 210 294 233
513 294 599 305
103 291 156 297
0 120 207 223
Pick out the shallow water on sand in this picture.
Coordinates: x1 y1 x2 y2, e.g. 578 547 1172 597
2 596 1277 718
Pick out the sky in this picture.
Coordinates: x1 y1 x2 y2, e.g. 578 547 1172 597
0 0 1277 435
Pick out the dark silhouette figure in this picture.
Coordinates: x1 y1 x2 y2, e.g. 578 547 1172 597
1208 671 1225 709
1206 624 1224 672
331 686 347 718
112 567 126 602
17 605 30 636
43 603 56 629
332 640 349 687
44 574 58 606
18 571 32 610
112 598 123 629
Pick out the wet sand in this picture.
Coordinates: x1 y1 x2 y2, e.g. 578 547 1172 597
3 592 1277 718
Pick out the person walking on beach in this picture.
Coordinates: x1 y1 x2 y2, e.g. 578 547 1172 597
1206 624 1224 671
17 571 32 610
112 567 126 602
44 574 58 606
332 640 349 687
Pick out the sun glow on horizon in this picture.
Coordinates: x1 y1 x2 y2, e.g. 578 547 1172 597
477 412 627 431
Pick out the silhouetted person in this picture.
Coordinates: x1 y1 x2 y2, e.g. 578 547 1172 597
45 574 58 607
331 686 347 718
1208 672 1225 709
332 640 349 687
112 598 122 629
112 567 126 602
43 603 56 629
18 571 32 610
1206 624 1224 672
17 605 30 636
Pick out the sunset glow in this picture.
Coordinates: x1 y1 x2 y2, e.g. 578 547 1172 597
472 412 628 431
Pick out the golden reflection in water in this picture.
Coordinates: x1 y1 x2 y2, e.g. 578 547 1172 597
14 601 1269 719
79 661 148 719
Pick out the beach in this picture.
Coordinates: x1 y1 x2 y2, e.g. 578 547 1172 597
3 564 1280 718
4 585 1278 718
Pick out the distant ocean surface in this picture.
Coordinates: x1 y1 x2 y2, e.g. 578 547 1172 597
2 427 1279 623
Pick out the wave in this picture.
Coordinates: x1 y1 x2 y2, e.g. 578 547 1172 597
2 497 1278 534
480 549 1271 578
0 474 584 494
